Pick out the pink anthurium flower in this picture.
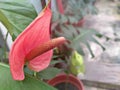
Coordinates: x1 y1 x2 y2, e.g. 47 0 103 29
9 7 66 80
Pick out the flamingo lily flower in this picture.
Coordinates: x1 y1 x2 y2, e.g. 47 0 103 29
9 7 66 80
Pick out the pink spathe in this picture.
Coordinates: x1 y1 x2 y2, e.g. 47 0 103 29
9 7 66 80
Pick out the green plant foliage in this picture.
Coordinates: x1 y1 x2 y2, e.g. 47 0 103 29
24 66 34 76
38 67 61 80
0 0 37 39
0 31 8 61
64 0 97 17
52 0 97 25
0 63 56 90
53 22 105 57
84 0 96 3
71 28 105 57
51 0 102 57
24 66 62 80
0 48 5 60
50 59 64 65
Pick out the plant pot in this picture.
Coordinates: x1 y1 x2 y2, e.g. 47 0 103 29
47 74 84 90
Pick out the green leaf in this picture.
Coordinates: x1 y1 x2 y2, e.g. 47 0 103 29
87 4 98 14
68 16 80 24
24 66 34 76
71 29 105 57
73 45 85 55
38 67 61 80
54 24 105 57
59 25 74 40
0 63 56 90
0 0 37 39
50 60 64 65
52 12 60 22
59 14 68 23
55 25 78 40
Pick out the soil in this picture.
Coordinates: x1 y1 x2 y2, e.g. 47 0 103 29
54 82 79 90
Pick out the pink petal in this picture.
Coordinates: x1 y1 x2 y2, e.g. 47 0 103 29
28 50 53 72
9 7 52 80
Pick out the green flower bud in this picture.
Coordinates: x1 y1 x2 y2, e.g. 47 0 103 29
70 51 85 75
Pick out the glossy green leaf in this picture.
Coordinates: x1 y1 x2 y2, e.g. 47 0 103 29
0 63 56 90
0 0 37 39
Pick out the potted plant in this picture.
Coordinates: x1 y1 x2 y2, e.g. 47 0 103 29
46 49 85 90
47 74 84 90
0 0 106 90
46 1 105 89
